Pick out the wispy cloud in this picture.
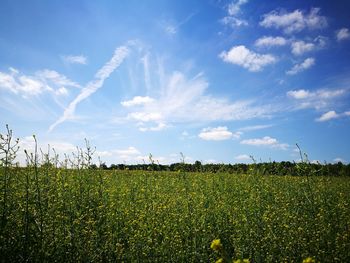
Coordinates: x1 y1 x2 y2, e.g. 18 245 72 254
62 55 88 65
219 45 277 72
198 126 241 141
316 110 350 122
241 136 289 150
121 96 154 107
221 0 249 27
235 154 251 161
49 45 129 132
316 110 339 122
122 68 274 130
238 124 273 132
260 7 327 34
286 57 315 75
139 122 168 132
162 12 196 36
336 28 350 42
287 88 347 110
255 36 288 48
141 53 151 91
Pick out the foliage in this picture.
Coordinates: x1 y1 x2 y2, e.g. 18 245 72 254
1 126 350 262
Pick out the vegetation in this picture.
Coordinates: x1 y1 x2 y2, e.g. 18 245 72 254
1 126 350 262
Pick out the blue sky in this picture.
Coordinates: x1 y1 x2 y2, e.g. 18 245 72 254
1 0 350 165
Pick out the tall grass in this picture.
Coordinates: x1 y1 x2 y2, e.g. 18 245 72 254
0 128 349 262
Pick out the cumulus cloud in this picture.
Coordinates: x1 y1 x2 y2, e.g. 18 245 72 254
62 55 87 65
287 88 347 110
49 45 129 132
121 96 155 107
260 7 327 34
198 126 241 141
286 57 315 75
336 28 350 41
241 136 289 150
0 68 79 97
255 36 288 47
219 45 277 72
291 41 315 56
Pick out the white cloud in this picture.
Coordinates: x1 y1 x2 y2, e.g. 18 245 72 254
286 57 315 75
287 89 310 99
161 12 196 36
221 16 248 27
316 111 339 122
62 55 87 65
164 25 177 35
55 87 69 96
333 157 346 163
141 53 151 91
228 0 248 16
116 146 140 157
198 126 241 141
315 110 350 122
287 88 347 110
128 112 162 122
0 68 79 97
235 154 251 160
291 41 315 56
255 36 288 47
121 96 155 107
16 136 77 165
241 136 289 150
124 70 273 128
36 69 80 88
260 7 327 34
336 28 350 42
221 0 248 28
49 45 129 132
219 45 277 72
238 124 273 131
96 146 143 163
139 122 168 132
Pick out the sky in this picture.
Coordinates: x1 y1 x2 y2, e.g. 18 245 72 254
1 0 350 165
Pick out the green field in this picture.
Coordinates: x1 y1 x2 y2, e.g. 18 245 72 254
1 165 349 262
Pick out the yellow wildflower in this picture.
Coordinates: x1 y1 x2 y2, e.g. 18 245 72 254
216 258 224 263
210 239 223 251
233 259 250 263
302 257 315 263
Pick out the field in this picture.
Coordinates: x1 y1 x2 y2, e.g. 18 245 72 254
1 164 350 262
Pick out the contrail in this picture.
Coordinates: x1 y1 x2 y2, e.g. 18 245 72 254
49 46 129 132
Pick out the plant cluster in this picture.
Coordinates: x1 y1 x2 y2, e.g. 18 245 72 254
1 126 350 262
